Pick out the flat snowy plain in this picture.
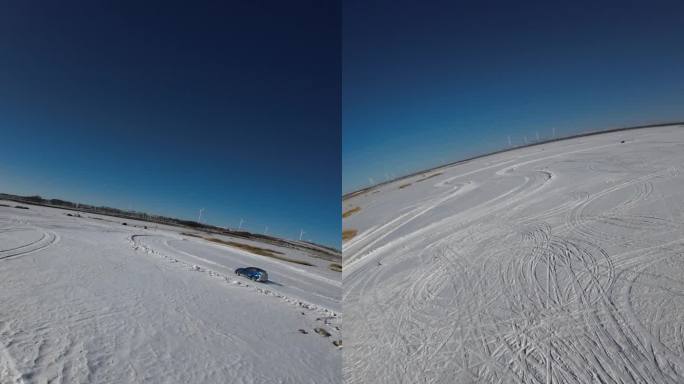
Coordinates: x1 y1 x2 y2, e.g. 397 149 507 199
0 203 341 384
343 125 684 383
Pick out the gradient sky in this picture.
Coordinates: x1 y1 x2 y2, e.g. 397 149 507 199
343 0 684 192
0 1 341 247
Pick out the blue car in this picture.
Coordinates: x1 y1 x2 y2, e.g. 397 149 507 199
235 267 268 282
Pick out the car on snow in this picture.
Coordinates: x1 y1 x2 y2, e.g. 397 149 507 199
234 267 268 282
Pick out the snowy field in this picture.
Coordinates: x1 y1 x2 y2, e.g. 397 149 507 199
0 203 341 384
343 125 684 383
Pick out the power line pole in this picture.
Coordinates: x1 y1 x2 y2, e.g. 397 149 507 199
198 208 204 223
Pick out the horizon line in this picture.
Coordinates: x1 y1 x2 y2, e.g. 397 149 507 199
342 120 684 199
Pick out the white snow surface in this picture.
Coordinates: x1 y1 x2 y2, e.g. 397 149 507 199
343 125 684 383
0 204 341 384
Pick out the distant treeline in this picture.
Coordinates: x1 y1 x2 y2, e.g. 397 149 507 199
0 193 340 259
1 193 219 228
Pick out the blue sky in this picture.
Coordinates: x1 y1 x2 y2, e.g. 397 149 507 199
343 0 684 192
0 1 341 248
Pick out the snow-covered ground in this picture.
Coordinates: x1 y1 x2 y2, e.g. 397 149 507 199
343 125 684 383
0 203 341 384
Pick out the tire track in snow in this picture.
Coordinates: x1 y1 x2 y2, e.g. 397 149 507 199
344 127 684 383
0 227 59 262
130 234 341 329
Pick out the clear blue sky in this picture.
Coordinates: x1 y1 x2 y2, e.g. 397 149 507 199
0 1 341 248
343 0 684 193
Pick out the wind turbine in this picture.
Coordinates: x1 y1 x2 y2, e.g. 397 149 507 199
508 135 512 146
299 229 305 241
536 131 540 141
552 127 556 138
197 208 204 223
264 226 268 235
238 218 244 230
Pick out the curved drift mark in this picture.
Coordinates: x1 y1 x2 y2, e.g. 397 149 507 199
344 181 479 269
0 229 59 261
129 234 340 319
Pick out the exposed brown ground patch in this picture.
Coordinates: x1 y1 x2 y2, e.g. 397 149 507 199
183 234 314 266
329 263 342 272
342 206 361 218
415 172 443 183
397 172 442 190
342 229 358 242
